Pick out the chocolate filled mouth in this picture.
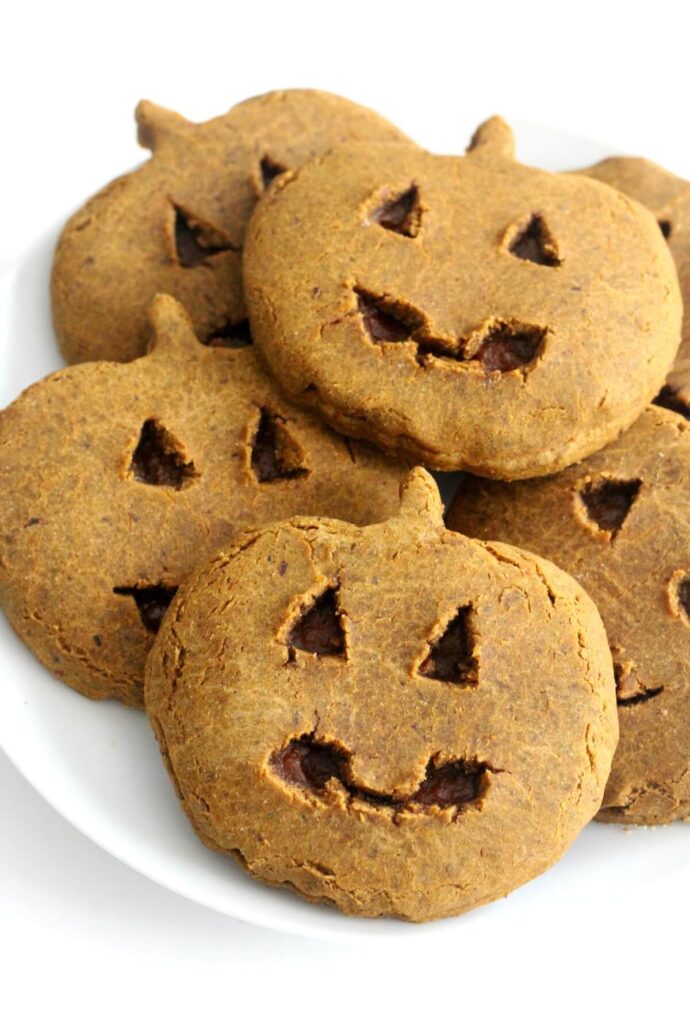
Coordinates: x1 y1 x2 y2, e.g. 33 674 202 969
269 734 493 816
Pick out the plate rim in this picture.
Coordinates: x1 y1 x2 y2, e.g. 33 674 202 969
4 118 688 944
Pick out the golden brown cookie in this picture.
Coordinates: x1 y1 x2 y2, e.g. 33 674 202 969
0 295 407 707
448 405 690 825
146 469 617 921
51 90 410 365
243 118 681 480
578 155 690 409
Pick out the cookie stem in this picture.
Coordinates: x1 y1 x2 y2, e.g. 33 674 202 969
136 100 191 152
396 468 444 530
466 116 515 161
145 294 204 361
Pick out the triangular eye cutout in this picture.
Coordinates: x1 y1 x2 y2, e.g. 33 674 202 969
129 419 198 489
658 219 673 240
356 289 423 343
251 409 309 483
579 477 641 535
287 587 346 657
653 385 690 420
260 156 287 190
173 205 233 268
419 606 478 685
474 322 545 374
204 318 253 348
508 214 562 267
113 584 178 633
372 185 422 238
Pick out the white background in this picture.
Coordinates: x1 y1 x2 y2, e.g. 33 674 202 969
3 2 690 1021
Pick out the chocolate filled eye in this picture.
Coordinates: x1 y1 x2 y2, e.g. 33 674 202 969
287 587 345 657
250 409 309 483
507 213 562 267
653 385 690 420
113 584 178 633
260 155 287 190
418 605 477 685
172 205 234 268
370 184 422 238
578 477 641 535
129 419 198 489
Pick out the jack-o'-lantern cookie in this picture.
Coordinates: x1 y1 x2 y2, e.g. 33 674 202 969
243 118 681 479
578 154 690 410
0 295 407 707
51 90 410 365
146 469 617 921
448 405 690 825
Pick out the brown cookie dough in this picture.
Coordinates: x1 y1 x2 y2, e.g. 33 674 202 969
243 118 681 480
578 154 690 409
51 90 410 365
146 469 617 921
0 295 407 707
448 406 690 825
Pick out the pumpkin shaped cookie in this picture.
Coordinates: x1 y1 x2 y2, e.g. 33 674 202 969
448 406 690 825
578 154 690 410
244 118 681 479
51 90 410 365
0 295 407 707
146 469 617 921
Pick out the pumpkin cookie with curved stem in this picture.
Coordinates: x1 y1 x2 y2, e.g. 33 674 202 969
146 469 617 921
0 295 408 707
51 90 410 365
448 405 690 825
244 117 681 479
577 154 690 411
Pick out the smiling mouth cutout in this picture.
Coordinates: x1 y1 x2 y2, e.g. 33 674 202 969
355 289 547 374
269 733 494 820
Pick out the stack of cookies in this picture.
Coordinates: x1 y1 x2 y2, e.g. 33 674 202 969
1 90 688 922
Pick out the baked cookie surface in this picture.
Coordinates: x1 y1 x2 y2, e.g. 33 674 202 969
578 155 690 409
448 406 690 825
0 296 407 707
51 90 409 364
146 469 617 921
243 119 681 479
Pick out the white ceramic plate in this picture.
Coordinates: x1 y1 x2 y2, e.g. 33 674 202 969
1 120 688 945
